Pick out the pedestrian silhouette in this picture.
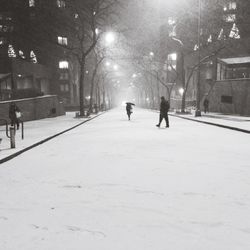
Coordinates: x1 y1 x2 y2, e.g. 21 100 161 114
9 102 21 129
156 96 170 128
203 98 209 113
126 102 135 120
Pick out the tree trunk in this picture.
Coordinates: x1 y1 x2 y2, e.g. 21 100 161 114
79 60 86 116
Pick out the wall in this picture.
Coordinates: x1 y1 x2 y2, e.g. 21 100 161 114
0 95 65 124
208 79 250 115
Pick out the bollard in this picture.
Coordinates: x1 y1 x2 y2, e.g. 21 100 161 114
10 126 15 148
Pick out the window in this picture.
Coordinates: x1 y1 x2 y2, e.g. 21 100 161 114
59 72 69 80
0 37 7 45
29 0 35 7
8 44 16 57
57 0 66 8
168 17 176 26
221 95 233 104
60 83 69 92
223 1 237 11
167 53 177 70
30 50 37 63
229 1 237 10
19 50 25 59
224 14 236 23
0 25 13 32
58 36 68 45
229 23 240 39
59 60 69 69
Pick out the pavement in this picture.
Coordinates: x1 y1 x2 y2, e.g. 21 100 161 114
1 109 250 164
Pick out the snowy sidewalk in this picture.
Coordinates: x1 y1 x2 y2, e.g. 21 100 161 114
0 112 102 162
172 111 250 132
0 107 250 250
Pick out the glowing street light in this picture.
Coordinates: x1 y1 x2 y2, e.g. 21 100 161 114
105 32 115 45
113 64 118 71
179 88 184 95
105 61 111 67
149 51 154 57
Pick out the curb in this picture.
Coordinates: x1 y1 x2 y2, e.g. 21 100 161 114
169 114 250 134
0 112 105 165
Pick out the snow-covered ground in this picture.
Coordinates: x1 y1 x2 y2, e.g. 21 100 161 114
0 108 250 250
175 111 250 131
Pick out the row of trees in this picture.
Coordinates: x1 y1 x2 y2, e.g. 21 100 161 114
6 0 124 115
121 0 250 112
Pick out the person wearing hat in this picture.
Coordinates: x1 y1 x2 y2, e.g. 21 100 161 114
156 96 170 128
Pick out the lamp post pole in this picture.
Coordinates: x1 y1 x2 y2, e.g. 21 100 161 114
195 0 202 117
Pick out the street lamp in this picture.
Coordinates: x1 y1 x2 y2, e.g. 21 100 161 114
195 0 202 117
105 31 115 45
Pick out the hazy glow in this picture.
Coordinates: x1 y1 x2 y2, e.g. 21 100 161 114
105 32 115 44
113 64 118 70
179 88 184 95
59 61 69 69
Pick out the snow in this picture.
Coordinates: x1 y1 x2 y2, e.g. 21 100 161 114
0 108 250 250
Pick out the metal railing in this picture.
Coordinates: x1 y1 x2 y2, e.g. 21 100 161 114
0 119 24 148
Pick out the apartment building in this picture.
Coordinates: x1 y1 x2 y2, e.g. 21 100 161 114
0 0 78 105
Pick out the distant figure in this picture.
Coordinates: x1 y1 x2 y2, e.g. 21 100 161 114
203 98 209 113
126 102 135 120
156 96 170 128
9 102 20 129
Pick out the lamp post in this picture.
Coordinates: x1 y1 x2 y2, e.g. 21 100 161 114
195 0 202 117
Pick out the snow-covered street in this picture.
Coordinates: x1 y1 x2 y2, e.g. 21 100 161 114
0 108 250 250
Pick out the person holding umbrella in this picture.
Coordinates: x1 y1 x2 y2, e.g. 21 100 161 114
126 102 135 120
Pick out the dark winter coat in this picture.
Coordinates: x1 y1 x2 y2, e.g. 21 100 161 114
9 103 19 120
203 98 209 107
126 103 135 113
160 99 170 116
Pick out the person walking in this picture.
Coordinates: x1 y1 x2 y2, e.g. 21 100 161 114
156 96 170 128
203 98 209 114
9 102 21 129
126 102 135 120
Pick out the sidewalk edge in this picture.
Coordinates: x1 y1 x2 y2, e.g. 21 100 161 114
0 112 105 165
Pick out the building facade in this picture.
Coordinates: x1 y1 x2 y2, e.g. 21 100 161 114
0 0 79 106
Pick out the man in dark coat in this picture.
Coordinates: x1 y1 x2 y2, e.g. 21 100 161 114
156 96 170 128
9 102 20 129
126 102 135 120
203 98 209 113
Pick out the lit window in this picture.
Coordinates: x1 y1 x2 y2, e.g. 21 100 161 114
29 0 35 7
0 37 7 45
218 28 224 40
8 44 16 58
167 53 177 70
58 36 68 45
229 23 240 39
59 61 69 69
224 14 236 22
229 1 237 10
207 35 212 43
30 50 37 63
57 0 66 8
168 17 176 26
168 53 177 61
19 50 25 59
